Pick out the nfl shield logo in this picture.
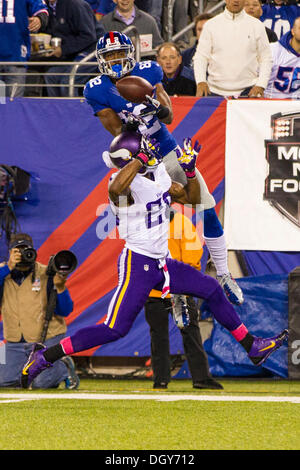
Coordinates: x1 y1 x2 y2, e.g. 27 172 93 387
144 264 149 271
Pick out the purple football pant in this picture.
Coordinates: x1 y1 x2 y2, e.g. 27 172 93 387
61 248 244 355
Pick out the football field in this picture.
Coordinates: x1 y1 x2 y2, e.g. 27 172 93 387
0 378 299 450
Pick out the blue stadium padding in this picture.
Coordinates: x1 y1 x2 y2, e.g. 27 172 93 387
201 274 289 378
242 251 300 276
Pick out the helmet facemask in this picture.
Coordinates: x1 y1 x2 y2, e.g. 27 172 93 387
96 33 136 79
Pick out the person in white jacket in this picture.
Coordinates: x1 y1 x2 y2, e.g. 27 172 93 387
193 0 273 98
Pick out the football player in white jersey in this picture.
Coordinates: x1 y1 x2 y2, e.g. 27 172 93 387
21 132 288 389
265 17 300 99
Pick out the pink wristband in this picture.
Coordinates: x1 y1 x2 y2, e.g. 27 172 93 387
185 170 196 178
136 152 149 164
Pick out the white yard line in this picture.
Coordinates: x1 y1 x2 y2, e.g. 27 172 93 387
0 393 299 404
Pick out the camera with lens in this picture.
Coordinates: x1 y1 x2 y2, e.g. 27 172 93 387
46 250 78 277
18 247 37 265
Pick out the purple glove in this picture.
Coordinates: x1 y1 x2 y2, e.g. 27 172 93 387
178 138 201 178
135 135 162 167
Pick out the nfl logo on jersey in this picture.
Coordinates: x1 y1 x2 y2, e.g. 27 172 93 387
144 265 149 271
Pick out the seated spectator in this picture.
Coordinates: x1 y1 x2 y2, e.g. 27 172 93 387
244 0 278 42
156 42 196 96
101 0 163 52
194 0 272 98
260 0 300 39
43 0 98 97
264 16 300 98
181 13 213 70
0 0 48 98
0 233 79 389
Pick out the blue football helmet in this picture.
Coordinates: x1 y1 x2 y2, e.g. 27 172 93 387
96 31 136 79
107 131 162 174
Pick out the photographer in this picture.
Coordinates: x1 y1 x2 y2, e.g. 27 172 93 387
0 233 79 389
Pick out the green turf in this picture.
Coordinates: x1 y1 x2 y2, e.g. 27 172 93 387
0 378 299 450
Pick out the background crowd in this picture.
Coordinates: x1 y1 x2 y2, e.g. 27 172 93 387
1 0 300 99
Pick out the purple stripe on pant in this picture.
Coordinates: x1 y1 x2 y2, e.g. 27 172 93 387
64 248 244 354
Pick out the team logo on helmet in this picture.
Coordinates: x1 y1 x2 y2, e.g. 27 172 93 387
107 131 162 175
96 31 136 79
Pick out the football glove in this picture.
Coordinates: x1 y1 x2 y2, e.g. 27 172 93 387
122 111 147 132
135 135 162 167
140 94 170 120
171 294 190 329
177 138 202 178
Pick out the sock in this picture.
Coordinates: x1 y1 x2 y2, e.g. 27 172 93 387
204 234 229 276
239 333 254 353
44 343 65 363
231 323 254 353
203 208 224 237
203 209 229 276
44 324 122 364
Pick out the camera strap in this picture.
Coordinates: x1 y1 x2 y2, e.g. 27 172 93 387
40 276 57 343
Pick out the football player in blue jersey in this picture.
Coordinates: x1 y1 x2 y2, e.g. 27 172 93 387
84 31 244 305
0 0 49 97
261 0 300 39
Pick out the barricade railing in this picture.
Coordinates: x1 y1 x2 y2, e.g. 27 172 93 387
0 2 226 99
171 0 225 42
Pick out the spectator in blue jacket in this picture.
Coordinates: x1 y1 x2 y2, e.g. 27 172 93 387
0 0 49 98
43 0 98 96
0 233 79 389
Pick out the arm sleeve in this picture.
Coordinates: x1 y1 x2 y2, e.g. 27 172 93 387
0 265 10 305
84 80 109 115
0 265 10 286
28 0 48 17
54 289 74 317
35 11 49 31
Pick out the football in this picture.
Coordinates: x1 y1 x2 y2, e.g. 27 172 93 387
116 75 154 103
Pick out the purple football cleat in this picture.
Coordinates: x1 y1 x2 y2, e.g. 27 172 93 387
248 329 288 366
21 343 53 389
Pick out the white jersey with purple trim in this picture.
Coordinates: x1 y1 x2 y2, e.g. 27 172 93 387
264 32 300 99
110 163 172 259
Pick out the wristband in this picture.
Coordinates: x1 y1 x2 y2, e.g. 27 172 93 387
185 170 196 179
136 152 149 165
157 105 170 120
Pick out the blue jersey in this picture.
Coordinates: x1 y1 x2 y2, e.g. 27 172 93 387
84 60 177 157
265 31 300 99
84 0 100 11
261 4 300 39
95 0 114 15
0 0 48 61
